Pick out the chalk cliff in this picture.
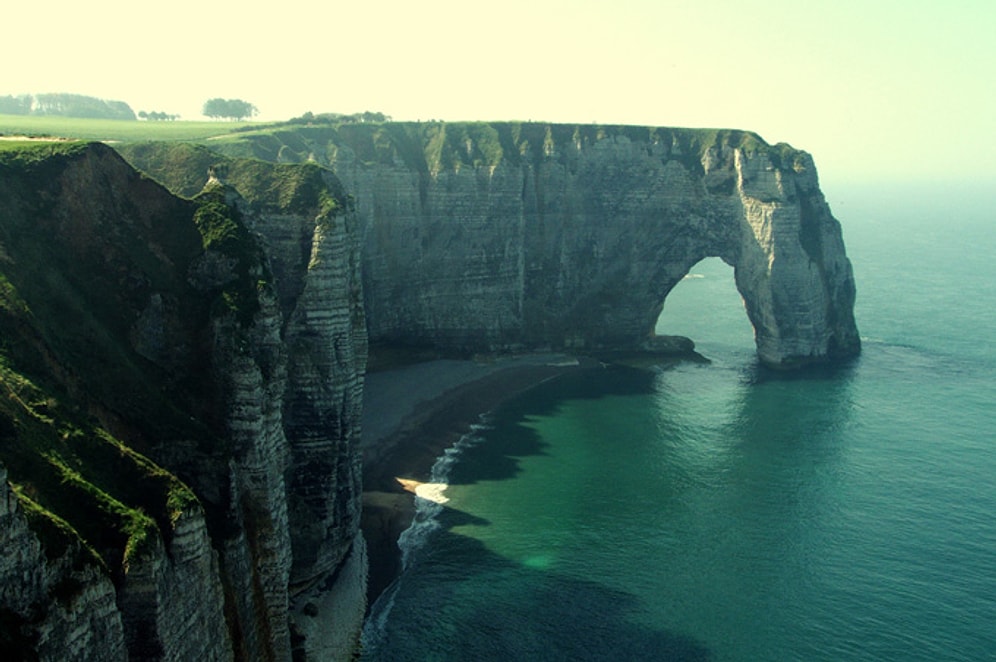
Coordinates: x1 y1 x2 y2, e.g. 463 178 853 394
218 121 859 367
0 118 858 659
0 142 366 660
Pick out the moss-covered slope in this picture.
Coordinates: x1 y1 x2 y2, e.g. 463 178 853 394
115 141 347 213
0 141 248 586
0 139 366 659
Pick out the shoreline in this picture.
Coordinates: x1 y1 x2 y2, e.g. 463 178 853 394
359 353 598 604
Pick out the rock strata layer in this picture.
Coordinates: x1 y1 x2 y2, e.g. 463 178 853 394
0 143 366 660
0 119 860 660
219 122 859 366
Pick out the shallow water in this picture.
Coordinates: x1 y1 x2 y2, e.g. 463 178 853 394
362 188 996 661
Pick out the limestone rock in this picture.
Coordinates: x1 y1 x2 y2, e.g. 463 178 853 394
307 123 859 366
0 144 367 660
0 463 126 662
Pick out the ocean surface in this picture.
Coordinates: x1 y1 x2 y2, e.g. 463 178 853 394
361 183 996 661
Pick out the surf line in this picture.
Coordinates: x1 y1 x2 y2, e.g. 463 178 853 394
363 417 492 651
395 417 492 569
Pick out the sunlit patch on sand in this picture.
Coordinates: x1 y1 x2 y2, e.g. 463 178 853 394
395 477 450 504
522 553 555 569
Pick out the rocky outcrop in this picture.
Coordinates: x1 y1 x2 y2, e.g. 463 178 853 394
219 163 368 658
118 145 370 654
222 122 858 367
338 124 858 366
0 119 857 658
0 143 367 660
0 463 126 661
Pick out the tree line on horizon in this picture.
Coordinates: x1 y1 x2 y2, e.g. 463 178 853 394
290 110 392 124
138 110 181 122
0 92 393 125
0 93 260 122
0 93 137 120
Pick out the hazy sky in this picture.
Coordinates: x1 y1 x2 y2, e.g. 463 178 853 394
4 0 994 186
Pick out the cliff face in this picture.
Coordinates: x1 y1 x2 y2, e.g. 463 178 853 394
117 143 368 607
0 119 857 657
342 125 858 366
0 463 127 661
0 143 366 660
222 122 859 367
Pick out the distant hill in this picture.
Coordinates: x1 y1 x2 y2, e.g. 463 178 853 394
0 93 136 120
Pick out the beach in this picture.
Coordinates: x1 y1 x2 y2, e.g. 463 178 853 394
359 353 593 602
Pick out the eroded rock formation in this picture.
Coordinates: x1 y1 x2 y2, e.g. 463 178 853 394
222 122 859 367
336 125 859 366
0 119 859 660
0 143 366 660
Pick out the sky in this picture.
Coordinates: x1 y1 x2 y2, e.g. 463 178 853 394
4 0 995 187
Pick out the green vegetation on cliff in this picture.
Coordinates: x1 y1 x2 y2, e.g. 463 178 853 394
199 118 805 183
0 139 89 165
192 184 271 326
0 138 356 602
0 113 810 186
0 142 262 593
0 358 190 578
116 141 347 215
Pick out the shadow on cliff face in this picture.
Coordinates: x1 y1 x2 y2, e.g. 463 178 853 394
364 519 710 661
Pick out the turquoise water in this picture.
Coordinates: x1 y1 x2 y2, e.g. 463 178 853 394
362 186 996 661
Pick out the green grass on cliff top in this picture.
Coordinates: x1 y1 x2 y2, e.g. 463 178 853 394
0 113 256 142
205 119 794 177
0 113 781 153
0 114 805 181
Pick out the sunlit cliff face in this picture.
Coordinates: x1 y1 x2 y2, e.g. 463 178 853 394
320 124 858 367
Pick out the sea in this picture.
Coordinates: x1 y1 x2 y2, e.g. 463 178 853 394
361 181 996 661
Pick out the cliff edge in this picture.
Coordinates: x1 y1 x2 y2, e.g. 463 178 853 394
0 142 366 660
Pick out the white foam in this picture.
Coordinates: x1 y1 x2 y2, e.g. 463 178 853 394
413 482 450 504
365 415 494 653
395 415 493 570
361 577 401 653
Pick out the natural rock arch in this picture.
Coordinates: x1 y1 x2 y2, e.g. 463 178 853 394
653 257 755 349
325 124 860 367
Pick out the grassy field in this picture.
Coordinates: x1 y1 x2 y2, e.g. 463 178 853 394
0 114 262 142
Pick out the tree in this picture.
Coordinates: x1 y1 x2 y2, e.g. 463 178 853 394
139 110 179 121
0 94 32 115
22 93 136 120
202 98 258 121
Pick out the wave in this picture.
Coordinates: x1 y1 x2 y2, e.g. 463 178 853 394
361 417 492 655
397 418 491 568
361 579 400 656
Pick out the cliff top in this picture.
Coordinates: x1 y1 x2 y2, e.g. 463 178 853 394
1 113 808 177
203 119 808 175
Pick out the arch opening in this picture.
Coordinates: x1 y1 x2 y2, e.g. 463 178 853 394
654 257 756 357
